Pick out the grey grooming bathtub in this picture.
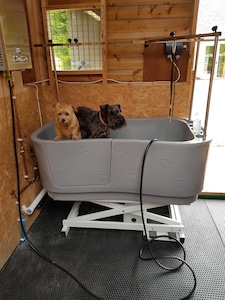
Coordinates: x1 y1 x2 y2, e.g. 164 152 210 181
31 118 211 238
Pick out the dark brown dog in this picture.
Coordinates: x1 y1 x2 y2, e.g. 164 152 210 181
75 104 126 138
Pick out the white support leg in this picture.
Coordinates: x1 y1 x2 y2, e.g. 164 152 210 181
61 201 185 242
61 201 81 236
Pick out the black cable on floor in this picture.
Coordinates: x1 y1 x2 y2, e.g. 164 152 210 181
139 139 197 300
7 76 103 300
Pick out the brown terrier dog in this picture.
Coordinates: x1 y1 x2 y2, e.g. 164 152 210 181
54 102 81 141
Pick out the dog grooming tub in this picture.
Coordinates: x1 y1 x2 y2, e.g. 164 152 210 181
31 117 211 241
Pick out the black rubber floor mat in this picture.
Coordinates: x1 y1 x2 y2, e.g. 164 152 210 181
0 199 225 300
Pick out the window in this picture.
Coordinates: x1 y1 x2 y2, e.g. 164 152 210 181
217 44 225 77
47 9 102 71
204 43 225 77
204 45 213 75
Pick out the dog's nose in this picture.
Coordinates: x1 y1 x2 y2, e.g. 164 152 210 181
62 118 65 123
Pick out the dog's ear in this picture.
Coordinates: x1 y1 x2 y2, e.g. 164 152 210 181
100 104 108 112
100 104 108 121
55 102 61 109
71 105 76 112
116 104 121 112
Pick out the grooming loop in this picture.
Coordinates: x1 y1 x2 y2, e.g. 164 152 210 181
61 201 185 243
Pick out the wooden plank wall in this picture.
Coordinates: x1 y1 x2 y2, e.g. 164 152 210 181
37 0 197 83
106 0 196 82
0 72 43 269
0 0 199 269
22 0 199 118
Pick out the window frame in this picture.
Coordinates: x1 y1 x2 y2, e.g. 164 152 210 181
41 0 107 83
47 8 103 73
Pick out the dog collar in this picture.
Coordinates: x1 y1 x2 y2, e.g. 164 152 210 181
99 111 108 127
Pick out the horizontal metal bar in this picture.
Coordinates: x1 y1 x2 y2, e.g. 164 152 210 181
145 31 222 44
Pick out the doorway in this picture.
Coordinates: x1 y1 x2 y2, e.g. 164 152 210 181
191 67 225 194
191 0 225 194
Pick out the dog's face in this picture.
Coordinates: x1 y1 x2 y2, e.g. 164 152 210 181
100 104 126 130
55 102 75 125
54 102 81 140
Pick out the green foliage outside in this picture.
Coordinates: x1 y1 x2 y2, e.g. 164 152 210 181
49 10 71 70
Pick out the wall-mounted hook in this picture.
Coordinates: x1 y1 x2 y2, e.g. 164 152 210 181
170 31 176 38
169 32 176 56
68 38 72 43
144 41 148 48
74 38 79 49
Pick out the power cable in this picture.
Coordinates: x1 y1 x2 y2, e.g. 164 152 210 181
138 139 197 299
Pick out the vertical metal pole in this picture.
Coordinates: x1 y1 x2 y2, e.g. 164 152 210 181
49 44 61 103
204 35 219 138
189 39 201 119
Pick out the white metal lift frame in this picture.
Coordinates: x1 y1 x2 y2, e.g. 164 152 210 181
62 201 185 242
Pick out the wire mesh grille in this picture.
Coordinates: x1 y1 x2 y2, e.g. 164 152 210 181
47 9 102 71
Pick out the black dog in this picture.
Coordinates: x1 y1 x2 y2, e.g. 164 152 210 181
75 104 126 138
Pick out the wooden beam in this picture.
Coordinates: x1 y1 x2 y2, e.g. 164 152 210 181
41 0 55 85
107 4 193 20
46 0 100 10
24 0 49 82
107 0 192 6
